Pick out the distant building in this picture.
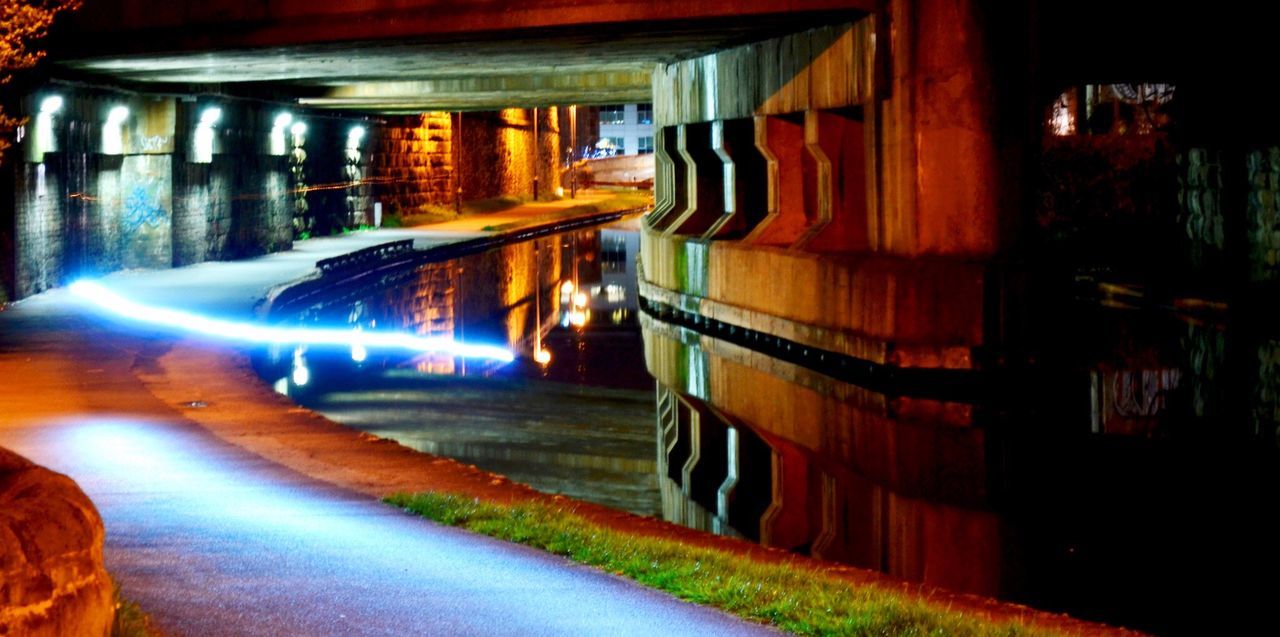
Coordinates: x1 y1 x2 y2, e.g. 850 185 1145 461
595 104 653 157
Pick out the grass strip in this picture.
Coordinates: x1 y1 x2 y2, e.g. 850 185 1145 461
385 492 1056 637
479 191 652 231
111 581 160 637
383 195 531 227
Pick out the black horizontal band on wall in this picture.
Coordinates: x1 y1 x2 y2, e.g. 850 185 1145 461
638 294 1014 404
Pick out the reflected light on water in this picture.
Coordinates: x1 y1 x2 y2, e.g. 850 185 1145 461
69 280 515 362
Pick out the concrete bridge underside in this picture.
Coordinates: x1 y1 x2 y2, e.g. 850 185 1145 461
50 0 874 112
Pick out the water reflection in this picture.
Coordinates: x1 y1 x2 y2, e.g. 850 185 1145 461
253 214 1280 632
645 293 1280 634
255 220 658 515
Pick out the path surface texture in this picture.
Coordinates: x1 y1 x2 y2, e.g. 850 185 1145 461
1 199 773 636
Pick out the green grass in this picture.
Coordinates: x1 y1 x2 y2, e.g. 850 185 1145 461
385 492 1057 637
383 195 533 228
111 582 159 637
479 191 652 232
380 191 650 230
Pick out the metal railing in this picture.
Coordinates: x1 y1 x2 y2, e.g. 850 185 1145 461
315 239 415 275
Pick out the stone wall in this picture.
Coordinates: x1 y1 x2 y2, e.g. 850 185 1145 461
371 108 561 220
459 108 560 201
372 113 456 217
2 87 373 299
1 447 114 637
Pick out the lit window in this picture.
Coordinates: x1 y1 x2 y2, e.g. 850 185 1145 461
638 136 654 154
600 105 626 125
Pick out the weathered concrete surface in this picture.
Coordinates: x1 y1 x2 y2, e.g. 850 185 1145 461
640 231 989 369
0 448 114 637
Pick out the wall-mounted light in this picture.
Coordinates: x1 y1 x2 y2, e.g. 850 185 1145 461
40 96 64 114
102 105 129 155
193 106 221 163
200 107 222 126
289 121 308 149
346 125 365 150
34 95 64 159
270 112 292 156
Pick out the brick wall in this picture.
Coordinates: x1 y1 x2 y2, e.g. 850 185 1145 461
373 113 456 217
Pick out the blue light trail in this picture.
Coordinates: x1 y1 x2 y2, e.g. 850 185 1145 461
68 280 515 362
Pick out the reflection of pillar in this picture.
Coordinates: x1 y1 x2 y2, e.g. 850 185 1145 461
887 493 1005 596
713 427 739 535
759 437 812 551
680 407 701 504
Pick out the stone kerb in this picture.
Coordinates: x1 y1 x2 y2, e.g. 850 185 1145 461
1 448 114 637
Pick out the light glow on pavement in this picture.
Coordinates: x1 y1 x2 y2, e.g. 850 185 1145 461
69 280 515 362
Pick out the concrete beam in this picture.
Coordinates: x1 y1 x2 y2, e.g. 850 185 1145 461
300 72 652 112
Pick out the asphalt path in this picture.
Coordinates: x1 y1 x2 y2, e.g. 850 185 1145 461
3 410 769 636
0 205 775 635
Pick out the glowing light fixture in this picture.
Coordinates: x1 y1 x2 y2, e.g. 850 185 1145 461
270 113 293 155
34 95 63 158
534 348 552 365
103 106 129 155
290 122 307 137
200 107 222 126
351 343 368 363
40 96 64 114
292 361 311 386
194 106 221 163
560 281 575 294
572 291 588 308
347 125 365 148
69 280 515 362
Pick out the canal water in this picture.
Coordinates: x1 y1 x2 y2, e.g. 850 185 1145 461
255 217 1280 635
254 219 660 515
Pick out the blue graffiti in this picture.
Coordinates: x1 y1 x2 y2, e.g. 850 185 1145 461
123 185 166 234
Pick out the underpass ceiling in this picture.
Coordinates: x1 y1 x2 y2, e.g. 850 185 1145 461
52 15 863 112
